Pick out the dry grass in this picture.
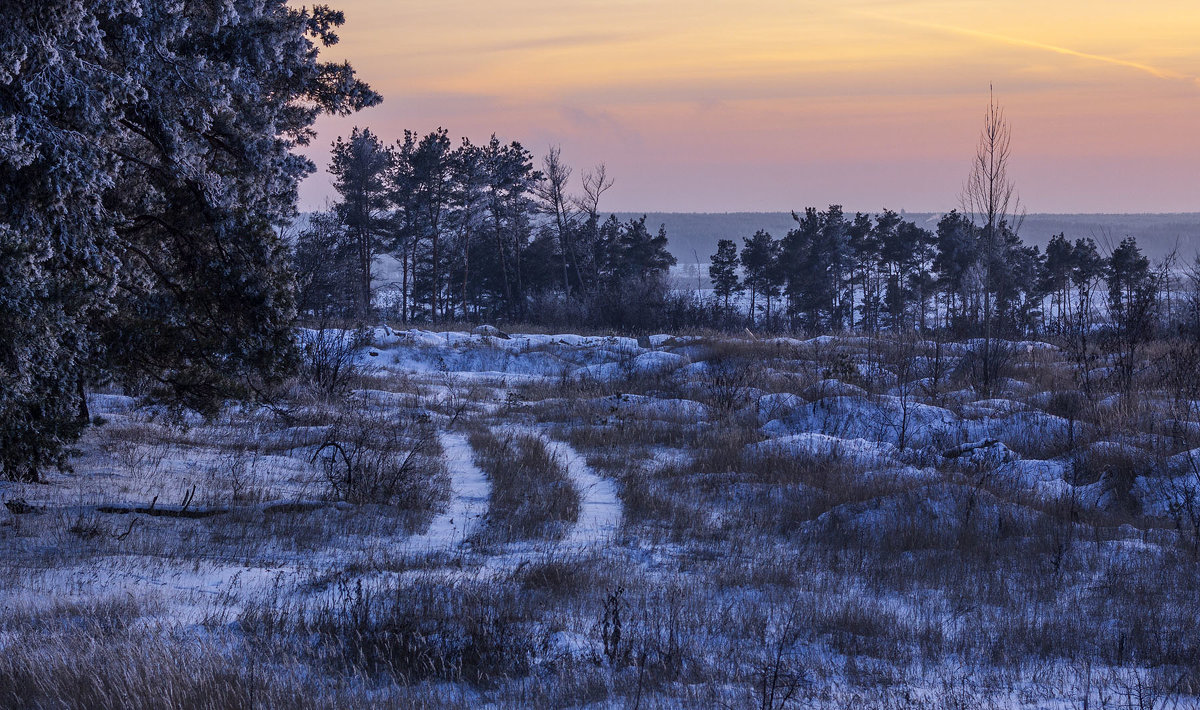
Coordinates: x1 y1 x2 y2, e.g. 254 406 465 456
467 428 580 542
4 330 1200 708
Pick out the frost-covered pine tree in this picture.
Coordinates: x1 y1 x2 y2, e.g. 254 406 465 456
0 1 379 480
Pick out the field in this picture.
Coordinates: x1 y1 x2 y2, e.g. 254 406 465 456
2 327 1199 709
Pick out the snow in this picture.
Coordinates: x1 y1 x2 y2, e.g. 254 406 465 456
749 432 899 466
552 438 622 550
591 393 711 422
801 378 868 399
403 431 490 553
21 325 1197 707
574 351 689 381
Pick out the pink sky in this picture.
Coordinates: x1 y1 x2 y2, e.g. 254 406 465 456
297 0 1200 214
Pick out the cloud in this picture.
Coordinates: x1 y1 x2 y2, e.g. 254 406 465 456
558 105 643 145
476 31 641 55
857 11 1199 86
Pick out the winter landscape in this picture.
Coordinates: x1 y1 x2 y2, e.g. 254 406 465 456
5 1 1200 709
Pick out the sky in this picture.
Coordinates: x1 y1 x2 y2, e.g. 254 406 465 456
297 0 1200 214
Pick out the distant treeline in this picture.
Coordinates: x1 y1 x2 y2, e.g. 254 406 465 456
297 131 1192 342
702 205 1176 338
295 128 678 330
620 212 1200 267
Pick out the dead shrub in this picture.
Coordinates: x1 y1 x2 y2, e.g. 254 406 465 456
1070 444 1151 517
299 324 370 394
313 411 446 515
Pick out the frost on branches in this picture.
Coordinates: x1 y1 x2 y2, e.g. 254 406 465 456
0 1 379 480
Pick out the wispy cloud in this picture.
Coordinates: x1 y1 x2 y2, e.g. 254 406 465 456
558 105 643 145
857 11 1200 87
478 31 640 54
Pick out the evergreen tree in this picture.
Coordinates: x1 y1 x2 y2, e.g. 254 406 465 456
481 137 541 318
1105 237 1160 395
1107 237 1154 330
845 212 877 330
591 217 677 329
740 230 780 326
933 211 979 332
817 206 851 329
861 210 904 333
782 207 836 332
446 138 489 320
1 1 378 479
879 217 929 330
393 129 454 322
1070 237 1104 331
330 127 392 317
709 239 741 316
294 210 356 317
1042 233 1074 328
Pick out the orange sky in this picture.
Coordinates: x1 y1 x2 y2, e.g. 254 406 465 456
297 0 1200 213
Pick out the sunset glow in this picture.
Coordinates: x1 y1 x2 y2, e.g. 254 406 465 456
299 0 1200 213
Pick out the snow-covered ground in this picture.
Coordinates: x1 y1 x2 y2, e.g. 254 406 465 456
2 325 1198 708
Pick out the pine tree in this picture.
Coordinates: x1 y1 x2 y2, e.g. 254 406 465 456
709 239 741 316
1107 238 1154 330
933 211 979 332
1105 237 1160 395
1042 233 1074 328
446 138 489 320
845 212 877 330
1070 238 1104 331
330 128 392 318
294 210 356 317
1 1 378 479
740 230 780 326
482 137 541 318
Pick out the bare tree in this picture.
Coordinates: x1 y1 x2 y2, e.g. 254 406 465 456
961 86 1024 395
579 163 615 219
575 163 615 291
535 146 577 294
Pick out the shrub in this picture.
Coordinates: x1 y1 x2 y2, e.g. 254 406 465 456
241 576 537 687
299 324 370 394
313 410 445 511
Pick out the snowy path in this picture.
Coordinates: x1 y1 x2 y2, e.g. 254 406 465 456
460 425 624 579
403 431 490 553
552 438 622 550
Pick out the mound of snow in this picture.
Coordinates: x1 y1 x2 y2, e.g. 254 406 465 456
592 394 711 421
763 394 962 449
88 393 137 414
942 439 1017 467
755 393 806 422
960 398 1028 419
575 351 688 381
801 379 867 400
750 432 899 466
471 324 510 339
